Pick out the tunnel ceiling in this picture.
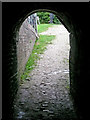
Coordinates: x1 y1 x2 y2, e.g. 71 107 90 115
3 2 89 34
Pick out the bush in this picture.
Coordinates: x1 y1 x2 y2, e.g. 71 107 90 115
37 12 50 24
37 12 61 24
53 15 61 24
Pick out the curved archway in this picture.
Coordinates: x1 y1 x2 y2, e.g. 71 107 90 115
23 9 71 32
16 8 73 35
3 3 89 120
14 9 78 120
16 9 73 89
16 8 74 92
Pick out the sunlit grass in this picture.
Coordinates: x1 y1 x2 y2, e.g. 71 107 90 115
21 35 56 81
37 24 54 33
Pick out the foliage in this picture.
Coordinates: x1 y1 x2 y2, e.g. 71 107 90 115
21 35 56 81
53 15 61 24
37 12 50 24
37 12 61 24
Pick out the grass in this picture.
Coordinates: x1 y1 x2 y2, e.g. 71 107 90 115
37 24 54 33
21 34 56 81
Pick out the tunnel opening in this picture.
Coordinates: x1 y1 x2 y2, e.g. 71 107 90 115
13 10 79 120
17 10 70 85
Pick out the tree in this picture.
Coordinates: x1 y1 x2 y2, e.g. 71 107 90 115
37 12 61 24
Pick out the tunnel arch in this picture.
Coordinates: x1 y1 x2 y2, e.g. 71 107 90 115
15 8 77 118
22 9 71 33
3 3 90 120
16 8 72 92
16 7 74 93
9 8 77 119
16 8 74 36
17 8 71 89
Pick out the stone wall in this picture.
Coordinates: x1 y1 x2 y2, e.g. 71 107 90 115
17 18 37 79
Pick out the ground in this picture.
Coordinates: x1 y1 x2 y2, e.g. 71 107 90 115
14 25 78 120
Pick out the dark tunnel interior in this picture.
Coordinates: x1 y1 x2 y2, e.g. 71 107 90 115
2 2 90 120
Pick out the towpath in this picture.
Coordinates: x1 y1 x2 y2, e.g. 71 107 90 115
14 25 78 120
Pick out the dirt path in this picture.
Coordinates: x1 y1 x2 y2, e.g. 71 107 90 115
14 25 78 120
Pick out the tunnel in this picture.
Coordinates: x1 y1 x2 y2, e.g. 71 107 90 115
2 2 90 120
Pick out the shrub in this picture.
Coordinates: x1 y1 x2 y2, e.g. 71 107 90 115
37 12 50 24
37 12 61 24
53 15 61 24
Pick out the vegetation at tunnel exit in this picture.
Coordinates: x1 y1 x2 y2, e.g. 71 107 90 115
37 24 53 33
21 35 56 82
37 12 61 24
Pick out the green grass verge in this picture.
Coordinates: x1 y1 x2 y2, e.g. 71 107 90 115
37 24 54 33
21 35 56 81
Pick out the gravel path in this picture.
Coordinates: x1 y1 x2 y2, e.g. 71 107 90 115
14 25 78 120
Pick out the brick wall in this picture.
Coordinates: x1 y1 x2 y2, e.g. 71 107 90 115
17 18 37 79
3 18 38 119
